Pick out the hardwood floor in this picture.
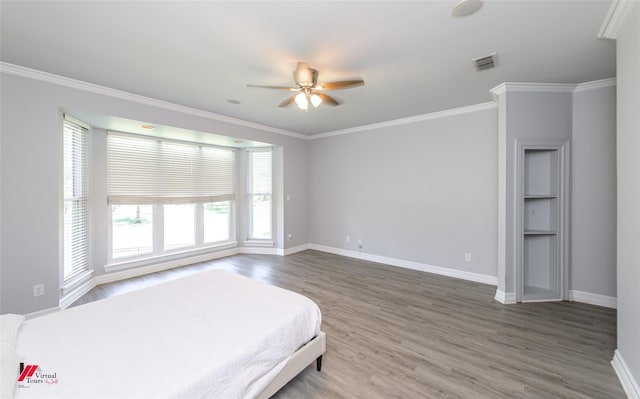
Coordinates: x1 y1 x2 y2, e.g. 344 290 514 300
72 250 624 399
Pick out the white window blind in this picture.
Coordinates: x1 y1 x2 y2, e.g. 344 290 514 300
248 149 272 240
63 118 89 282
250 150 272 195
107 133 235 204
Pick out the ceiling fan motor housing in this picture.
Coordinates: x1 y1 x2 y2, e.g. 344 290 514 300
294 63 318 88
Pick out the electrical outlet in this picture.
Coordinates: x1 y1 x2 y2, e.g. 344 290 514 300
358 238 363 249
346 236 350 243
287 233 293 241
465 253 472 262
33 284 44 297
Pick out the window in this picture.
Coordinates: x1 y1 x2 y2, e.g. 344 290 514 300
107 133 235 261
111 205 153 258
164 204 195 250
63 117 89 282
248 149 272 240
204 201 231 243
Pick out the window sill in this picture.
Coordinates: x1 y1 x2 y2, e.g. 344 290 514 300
105 241 238 273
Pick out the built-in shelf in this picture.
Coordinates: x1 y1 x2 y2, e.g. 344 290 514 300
520 147 563 303
524 194 558 199
524 230 557 235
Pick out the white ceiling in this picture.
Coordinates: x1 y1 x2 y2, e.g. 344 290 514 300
1 1 615 136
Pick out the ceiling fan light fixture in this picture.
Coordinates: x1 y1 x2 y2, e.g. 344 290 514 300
295 92 309 110
310 94 322 107
247 61 364 109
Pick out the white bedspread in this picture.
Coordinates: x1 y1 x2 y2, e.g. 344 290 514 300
12 270 321 399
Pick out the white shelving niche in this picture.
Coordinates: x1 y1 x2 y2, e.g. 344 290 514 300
517 142 570 302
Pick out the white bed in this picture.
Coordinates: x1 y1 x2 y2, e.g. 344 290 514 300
2 269 325 399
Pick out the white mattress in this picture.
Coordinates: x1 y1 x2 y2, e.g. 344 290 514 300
12 269 321 399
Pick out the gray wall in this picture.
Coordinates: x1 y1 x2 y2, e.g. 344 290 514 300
571 85 617 297
0 72 309 314
616 3 640 388
308 108 499 279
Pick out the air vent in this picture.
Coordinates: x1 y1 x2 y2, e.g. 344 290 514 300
472 53 497 71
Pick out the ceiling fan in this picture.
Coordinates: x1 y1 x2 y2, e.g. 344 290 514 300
247 62 364 110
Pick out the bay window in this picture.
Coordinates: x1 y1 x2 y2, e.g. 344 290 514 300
107 132 235 261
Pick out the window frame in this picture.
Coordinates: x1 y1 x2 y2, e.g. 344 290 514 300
246 148 274 243
61 115 92 293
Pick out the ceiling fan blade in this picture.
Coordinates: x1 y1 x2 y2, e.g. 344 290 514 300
315 93 340 106
278 95 297 108
316 79 364 91
247 84 298 91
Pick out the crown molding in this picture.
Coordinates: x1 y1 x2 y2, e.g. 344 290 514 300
0 62 307 140
598 0 638 40
574 77 617 93
489 82 577 102
490 79 615 100
309 102 497 140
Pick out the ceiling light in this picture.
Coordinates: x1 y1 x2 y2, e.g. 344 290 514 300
310 94 323 108
141 125 154 129
295 92 309 110
227 99 241 104
452 0 483 17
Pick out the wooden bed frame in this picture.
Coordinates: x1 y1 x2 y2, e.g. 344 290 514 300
258 331 326 398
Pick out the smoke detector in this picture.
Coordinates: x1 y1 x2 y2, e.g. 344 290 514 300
472 53 497 72
452 0 483 18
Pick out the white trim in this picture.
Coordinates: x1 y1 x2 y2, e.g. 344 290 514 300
309 244 497 285
569 290 617 309
25 306 61 320
490 82 577 101
574 78 617 93
96 248 240 286
598 0 639 40
494 289 517 304
241 246 279 255
491 79 617 102
612 349 640 399
309 102 497 139
59 277 95 309
105 242 238 272
283 243 311 256
244 240 275 248
0 62 306 140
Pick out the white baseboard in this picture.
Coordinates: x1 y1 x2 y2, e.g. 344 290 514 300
612 349 640 399
241 247 279 255
59 280 96 309
283 243 311 256
493 289 616 307
95 248 241 286
309 244 498 286
569 290 617 309
494 289 517 304
25 306 61 319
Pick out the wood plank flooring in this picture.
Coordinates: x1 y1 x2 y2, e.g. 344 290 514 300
72 250 624 398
